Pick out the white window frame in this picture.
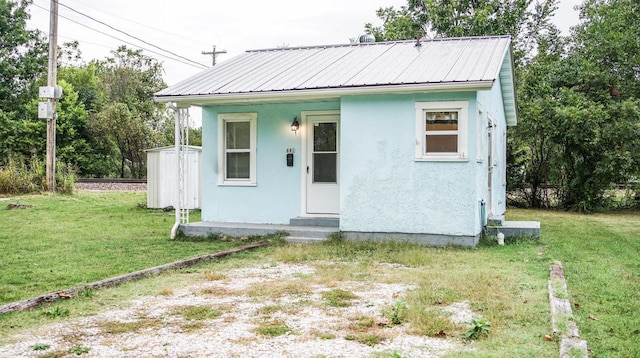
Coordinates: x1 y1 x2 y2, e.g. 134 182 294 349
218 113 257 186
415 101 469 161
488 113 497 167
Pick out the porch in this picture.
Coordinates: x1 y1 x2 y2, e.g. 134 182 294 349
178 217 339 243
177 216 540 247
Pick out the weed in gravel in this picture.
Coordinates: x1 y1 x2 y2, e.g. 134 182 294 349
322 289 357 307
372 352 405 358
310 329 336 340
405 305 458 337
345 333 386 347
200 286 235 297
32 343 50 350
99 318 162 334
255 319 293 337
173 305 223 320
204 271 226 281
461 316 491 340
257 304 283 317
38 350 68 358
180 321 205 332
68 345 90 355
349 316 376 332
158 288 174 296
383 300 408 326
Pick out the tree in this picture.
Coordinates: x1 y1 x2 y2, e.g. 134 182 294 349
0 0 47 163
93 46 167 178
553 0 640 210
510 0 640 211
365 0 559 65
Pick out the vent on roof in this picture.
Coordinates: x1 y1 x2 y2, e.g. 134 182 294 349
357 34 376 43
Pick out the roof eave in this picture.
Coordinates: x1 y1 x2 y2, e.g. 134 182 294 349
154 81 495 106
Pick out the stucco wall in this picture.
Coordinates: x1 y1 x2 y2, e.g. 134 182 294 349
198 86 509 237
339 92 485 237
201 101 339 224
477 78 508 218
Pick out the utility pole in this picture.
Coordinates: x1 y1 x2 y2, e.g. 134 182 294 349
201 45 226 66
45 0 58 192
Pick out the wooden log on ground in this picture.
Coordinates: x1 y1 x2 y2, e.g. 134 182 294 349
0 241 268 315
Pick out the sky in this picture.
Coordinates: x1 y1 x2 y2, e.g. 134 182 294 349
26 0 584 87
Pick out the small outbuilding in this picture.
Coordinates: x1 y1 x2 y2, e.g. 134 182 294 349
146 146 201 210
155 36 538 247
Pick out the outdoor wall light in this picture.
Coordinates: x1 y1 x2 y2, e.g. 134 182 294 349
291 116 300 134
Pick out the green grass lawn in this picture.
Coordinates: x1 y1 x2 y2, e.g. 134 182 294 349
0 191 252 304
0 192 637 357
507 209 640 358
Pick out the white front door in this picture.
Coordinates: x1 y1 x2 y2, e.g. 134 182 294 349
305 112 339 214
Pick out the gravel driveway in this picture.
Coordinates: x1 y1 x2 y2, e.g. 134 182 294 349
0 262 471 357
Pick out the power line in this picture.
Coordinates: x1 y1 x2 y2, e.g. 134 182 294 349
56 1 208 69
31 2 208 69
60 0 208 51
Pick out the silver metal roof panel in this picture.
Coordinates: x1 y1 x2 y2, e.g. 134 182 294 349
155 36 517 125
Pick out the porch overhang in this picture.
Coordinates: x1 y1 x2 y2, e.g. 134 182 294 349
154 80 495 107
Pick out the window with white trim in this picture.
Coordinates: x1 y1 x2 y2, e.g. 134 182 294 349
415 101 469 161
218 113 257 185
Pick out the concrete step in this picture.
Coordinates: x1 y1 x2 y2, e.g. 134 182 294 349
179 222 337 239
289 217 339 228
487 215 505 226
486 220 540 238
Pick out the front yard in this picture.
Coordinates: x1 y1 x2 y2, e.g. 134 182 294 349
0 192 637 357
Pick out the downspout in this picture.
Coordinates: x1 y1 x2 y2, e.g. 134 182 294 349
170 103 180 239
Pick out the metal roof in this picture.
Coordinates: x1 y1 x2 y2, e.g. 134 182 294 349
156 36 517 125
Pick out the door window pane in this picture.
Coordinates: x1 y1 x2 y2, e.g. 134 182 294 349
313 122 337 152
226 152 250 179
313 153 337 183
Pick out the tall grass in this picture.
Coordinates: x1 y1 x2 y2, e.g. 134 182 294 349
0 155 74 195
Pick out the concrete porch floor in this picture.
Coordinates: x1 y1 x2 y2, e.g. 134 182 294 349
178 221 338 243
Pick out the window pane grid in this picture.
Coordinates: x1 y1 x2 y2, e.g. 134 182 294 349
424 110 459 155
223 119 252 181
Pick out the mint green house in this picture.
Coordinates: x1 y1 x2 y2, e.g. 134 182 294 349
155 36 533 247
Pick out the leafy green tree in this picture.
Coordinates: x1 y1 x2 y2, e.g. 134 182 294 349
365 0 558 65
0 0 47 111
94 102 149 178
365 6 423 41
544 0 640 210
511 0 640 211
93 46 167 178
0 0 47 162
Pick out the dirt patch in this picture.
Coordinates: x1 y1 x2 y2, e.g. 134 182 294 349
5 203 32 210
0 262 471 357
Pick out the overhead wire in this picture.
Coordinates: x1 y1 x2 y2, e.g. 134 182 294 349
60 0 208 51
56 1 208 69
30 1 208 70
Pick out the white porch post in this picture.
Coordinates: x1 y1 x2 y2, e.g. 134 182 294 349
170 103 190 239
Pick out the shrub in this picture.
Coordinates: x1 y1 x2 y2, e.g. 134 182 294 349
0 155 75 195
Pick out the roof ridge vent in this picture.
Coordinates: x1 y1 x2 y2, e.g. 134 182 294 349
357 34 376 43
